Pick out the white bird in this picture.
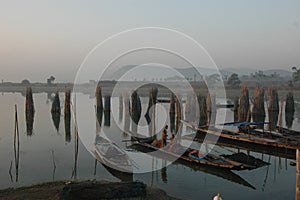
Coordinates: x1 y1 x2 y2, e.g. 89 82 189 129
213 193 223 200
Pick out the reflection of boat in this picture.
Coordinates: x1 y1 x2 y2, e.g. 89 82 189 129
182 120 300 150
130 143 256 189
173 157 256 190
94 135 133 174
130 142 255 170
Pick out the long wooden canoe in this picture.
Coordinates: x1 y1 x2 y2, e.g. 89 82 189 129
181 120 300 150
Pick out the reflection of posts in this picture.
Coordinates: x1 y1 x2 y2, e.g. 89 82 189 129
64 90 71 142
104 96 111 127
25 87 35 136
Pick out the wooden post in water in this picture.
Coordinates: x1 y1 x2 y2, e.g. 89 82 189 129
175 94 182 134
234 96 239 122
124 94 130 133
119 95 123 122
104 95 111 127
96 85 103 114
145 87 158 124
268 88 279 131
206 93 216 125
197 92 207 127
278 97 284 132
238 85 249 122
131 91 141 133
286 91 295 113
25 87 35 136
64 89 71 142
285 91 295 128
296 149 300 200
252 87 265 128
169 94 175 134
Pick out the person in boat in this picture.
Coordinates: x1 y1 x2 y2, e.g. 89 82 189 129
162 125 168 146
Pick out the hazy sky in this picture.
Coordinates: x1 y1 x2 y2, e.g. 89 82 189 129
1 0 300 82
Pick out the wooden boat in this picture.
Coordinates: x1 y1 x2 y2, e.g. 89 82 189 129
183 133 296 160
94 135 133 174
130 135 156 144
130 142 255 170
181 120 300 150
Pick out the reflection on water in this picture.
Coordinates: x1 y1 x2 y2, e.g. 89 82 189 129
104 96 111 127
51 112 60 132
0 92 299 200
25 87 34 136
64 90 71 143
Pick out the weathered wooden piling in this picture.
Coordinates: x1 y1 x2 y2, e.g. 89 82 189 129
119 95 123 122
131 91 141 133
145 87 158 124
175 94 182 134
285 91 295 128
252 87 265 128
278 97 284 131
96 85 103 114
169 94 175 134
238 85 250 122
104 95 111 127
64 89 71 142
268 88 279 130
286 91 295 114
185 93 197 122
25 87 34 136
197 92 207 127
268 88 279 112
233 96 239 122
124 94 130 132
206 93 216 125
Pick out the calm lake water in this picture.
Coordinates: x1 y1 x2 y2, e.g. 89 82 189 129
0 92 299 200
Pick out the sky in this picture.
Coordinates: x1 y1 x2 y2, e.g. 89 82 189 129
0 0 300 82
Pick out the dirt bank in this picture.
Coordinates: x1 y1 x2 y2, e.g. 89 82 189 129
0 180 179 200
